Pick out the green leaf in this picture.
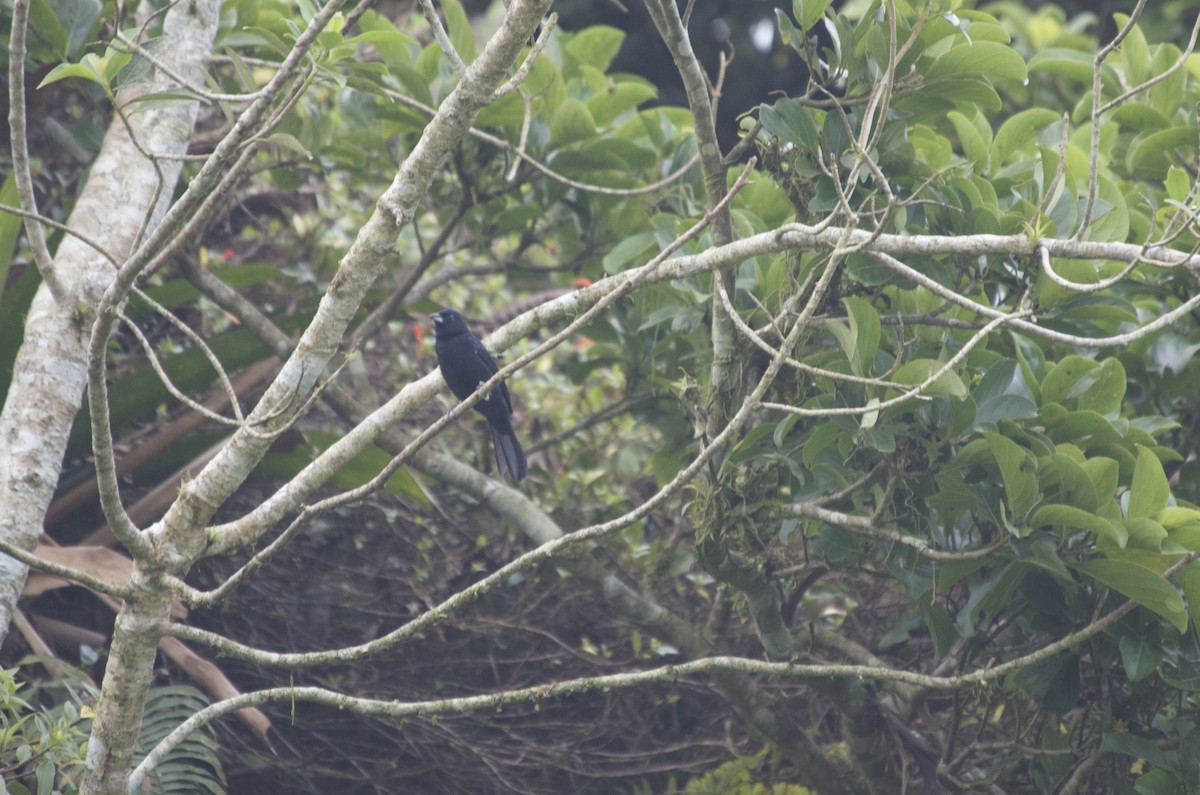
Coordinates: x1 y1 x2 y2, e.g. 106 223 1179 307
103 47 132 84
602 232 655 273
29 0 69 57
586 81 657 127
946 110 988 167
918 600 956 657
1177 562 1200 637
37 59 106 89
1038 454 1099 513
1160 506 1200 531
0 175 21 307
838 297 880 376
265 132 312 160
957 562 1029 637
550 98 598 145
565 25 625 72
802 422 844 469
1100 731 1179 773
45 0 101 58
440 0 477 64
1128 446 1169 520
927 40 1027 83
1127 126 1197 179
1031 504 1125 545
793 0 831 32
758 99 820 152
984 432 1038 524
990 108 1059 171
1027 47 1100 85
1040 355 1098 406
1113 13 1150 87
1011 652 1079 713
890 359 966 398
971 360 1037 431
1166 166 1192 202
1078 358 1125 415
352 12 417 61
1082 175 1130 243
0 263 41 410
1074 559 1188 633
1111 102 1171 132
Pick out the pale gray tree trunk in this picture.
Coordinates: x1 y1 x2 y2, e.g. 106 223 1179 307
0 0 219 649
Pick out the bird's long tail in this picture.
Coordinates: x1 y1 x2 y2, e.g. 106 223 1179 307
490 426 528 481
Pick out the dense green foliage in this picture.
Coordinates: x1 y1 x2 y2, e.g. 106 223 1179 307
6 0 1200 792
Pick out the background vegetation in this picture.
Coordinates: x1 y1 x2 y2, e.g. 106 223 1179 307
3 0 1200 793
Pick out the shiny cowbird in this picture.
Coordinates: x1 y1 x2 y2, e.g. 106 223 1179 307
430 309 527 481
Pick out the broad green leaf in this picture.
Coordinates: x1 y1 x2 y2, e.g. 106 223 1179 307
802 422 844 469
1074 559 1188 633
1100 731 1179 773
38 59 106 89
564 25 625 72
1119 634 1163 683
440 0 477 64
29 0 70 56
0 175 20 306
559 138 658 174
1166 166 1191 202
926 41 1027 83
45 0 101 58
550 98 598 145
990 108 1059 171
0 265 40 409
859 426 895 453
971 360 1037 431
1128 446 1169 520
890 359 966 398
1077 358 1125 415
1041 355 1098 406
1031 504 1124 546
1038 451 1099 511
266 133 312 160
930 466 980 526
351 13 416 63
840 297 880 376
758 100 820 152
1113 13 1150 87
1127 127 1197 179
1124 517 1168 551
918 600 956 658
984 432 1038 524
1160 506 1200 531
1027 48 1101 85
1177 562 1200 635
102 47 132 84
793 0 831 32
1082 176 1130 243
957 562 1029 637
1011 652 1079 713
587 82 657 127
1111 102 1171 132
946 110 988 167
602 233 655 273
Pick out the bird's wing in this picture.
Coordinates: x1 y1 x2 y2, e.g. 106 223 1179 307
472 338 513 414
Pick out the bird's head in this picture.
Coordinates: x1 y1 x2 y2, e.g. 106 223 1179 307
430 308 468 339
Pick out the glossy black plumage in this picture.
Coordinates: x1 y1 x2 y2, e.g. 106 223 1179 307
430 309 528 481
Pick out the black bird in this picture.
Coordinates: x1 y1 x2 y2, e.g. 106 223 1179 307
430 309 528 481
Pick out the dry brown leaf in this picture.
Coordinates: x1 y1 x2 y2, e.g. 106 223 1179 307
24 544 188 619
